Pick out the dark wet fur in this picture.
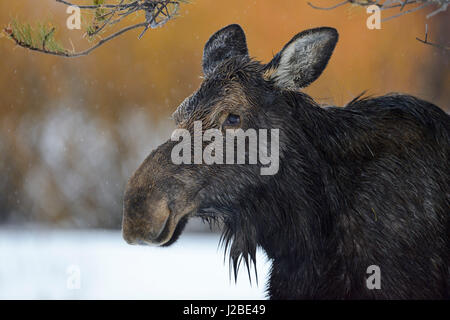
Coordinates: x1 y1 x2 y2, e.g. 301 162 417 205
123 25 450 299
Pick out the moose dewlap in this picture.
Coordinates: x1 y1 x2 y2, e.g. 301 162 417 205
122 24 450 299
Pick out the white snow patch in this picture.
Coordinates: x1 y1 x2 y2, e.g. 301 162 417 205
0 229 270 299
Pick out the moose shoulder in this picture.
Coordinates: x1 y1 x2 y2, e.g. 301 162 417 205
122 24 450 299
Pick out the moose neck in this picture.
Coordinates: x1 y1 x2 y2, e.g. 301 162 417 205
255 91 350 298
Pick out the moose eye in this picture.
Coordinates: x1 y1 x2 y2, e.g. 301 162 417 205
223 114 241 127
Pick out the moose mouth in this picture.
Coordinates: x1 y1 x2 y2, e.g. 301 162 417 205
151 191 216 246
147 206 226 247
158 214 190 247
122 201 194 247
158 206 223 247
122 184 227 247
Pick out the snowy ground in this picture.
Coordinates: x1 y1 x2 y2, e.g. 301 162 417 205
0 228 270 299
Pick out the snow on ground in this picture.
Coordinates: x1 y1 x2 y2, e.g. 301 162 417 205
0 228 270 299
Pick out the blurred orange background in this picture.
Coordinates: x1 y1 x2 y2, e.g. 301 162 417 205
0 0 448 228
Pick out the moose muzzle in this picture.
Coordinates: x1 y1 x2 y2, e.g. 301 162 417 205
122 188 172 245
122 140 200 246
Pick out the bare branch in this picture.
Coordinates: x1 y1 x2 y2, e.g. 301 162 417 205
86 0 126 38
55 0 134 10
70 22 149 57
308 0 449 49
307 1 348 10
426 2 448 18
3 0 186 58
381 2 432 22
416 24 450 50
42 27 56 50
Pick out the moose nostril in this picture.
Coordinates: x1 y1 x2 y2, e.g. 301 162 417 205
146 199 171 240
124 189 146 216
122 191 172 245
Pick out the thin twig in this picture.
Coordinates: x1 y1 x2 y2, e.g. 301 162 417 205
416 37 450 50
308 0 449 49
8 22 147 58
88 0 125 37
379 1 419 10
42 27 55 50
71 22 148 57
307 0 348 10
55 0 134 10
426 2 448 18
416 24 450 50
381 2 432 22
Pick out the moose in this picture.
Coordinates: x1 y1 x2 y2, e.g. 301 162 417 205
122 24 450 299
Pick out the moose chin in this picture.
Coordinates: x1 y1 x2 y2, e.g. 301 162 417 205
122 24 450 299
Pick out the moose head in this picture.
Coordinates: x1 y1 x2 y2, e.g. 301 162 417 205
122 24 338 276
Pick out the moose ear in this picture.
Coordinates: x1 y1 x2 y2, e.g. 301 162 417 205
202 24 249 76
263 27 338 90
